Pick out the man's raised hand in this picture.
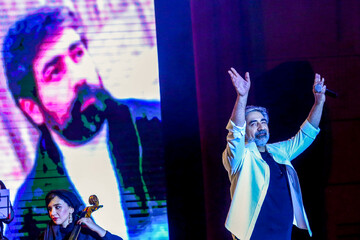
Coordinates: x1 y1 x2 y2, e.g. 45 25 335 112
228 67 251 97
313 73 326 105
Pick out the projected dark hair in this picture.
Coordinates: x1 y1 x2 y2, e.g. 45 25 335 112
2 6 87 105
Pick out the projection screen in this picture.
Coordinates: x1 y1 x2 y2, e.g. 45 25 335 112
0 1 167 239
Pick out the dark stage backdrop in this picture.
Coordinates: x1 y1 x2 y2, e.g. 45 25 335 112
0 1 168 239
189 0 359 240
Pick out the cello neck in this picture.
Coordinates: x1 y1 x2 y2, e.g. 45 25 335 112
68 224 81 240
67 195 102 240
68 210 86 240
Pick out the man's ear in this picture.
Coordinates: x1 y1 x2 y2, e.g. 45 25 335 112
18 98 45 125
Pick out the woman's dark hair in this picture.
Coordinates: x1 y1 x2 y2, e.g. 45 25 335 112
45 189 83 219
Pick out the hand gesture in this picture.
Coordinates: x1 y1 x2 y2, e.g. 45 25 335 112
313 73 326 105
228 67 250 97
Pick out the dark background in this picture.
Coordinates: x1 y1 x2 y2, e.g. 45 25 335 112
156 1 360 239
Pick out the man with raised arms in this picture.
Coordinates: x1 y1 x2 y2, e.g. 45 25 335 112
222 67 326 239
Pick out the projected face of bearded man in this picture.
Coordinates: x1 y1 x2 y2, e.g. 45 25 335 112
245 111 270 150
26 27 111 144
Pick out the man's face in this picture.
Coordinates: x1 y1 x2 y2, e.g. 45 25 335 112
33 27 101 125
245 111 270 147
32 27 112 143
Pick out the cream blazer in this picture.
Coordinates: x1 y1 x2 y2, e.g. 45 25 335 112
222 120 320 240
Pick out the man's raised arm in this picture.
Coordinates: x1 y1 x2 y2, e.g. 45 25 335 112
228 68 251 127
307 73 326 129
222 68 251 174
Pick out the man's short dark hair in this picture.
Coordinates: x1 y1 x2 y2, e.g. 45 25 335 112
245 105 269 123
2 6 87 105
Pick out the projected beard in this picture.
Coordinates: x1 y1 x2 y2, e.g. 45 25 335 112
41 84 114 144
253 129 270 147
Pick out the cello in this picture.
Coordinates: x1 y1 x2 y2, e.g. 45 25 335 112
68 195 103 240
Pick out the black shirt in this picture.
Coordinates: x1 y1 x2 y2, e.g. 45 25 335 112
250 151 293 240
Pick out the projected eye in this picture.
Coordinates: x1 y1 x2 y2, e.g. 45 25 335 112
72 47 85 63
44 65 62 82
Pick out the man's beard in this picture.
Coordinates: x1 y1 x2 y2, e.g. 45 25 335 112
253 129 270 147
42 84 114 145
